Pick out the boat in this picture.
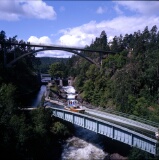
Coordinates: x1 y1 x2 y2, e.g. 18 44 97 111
64 98 85 113
70 106 85 113
64 105 85 114
63 86 85 113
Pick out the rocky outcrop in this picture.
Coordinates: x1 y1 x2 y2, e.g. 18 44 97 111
104 153 128 160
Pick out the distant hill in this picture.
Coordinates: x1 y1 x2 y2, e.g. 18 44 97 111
38 57 69 73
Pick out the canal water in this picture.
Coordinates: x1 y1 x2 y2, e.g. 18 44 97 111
25 85 46 107
30 85 46 107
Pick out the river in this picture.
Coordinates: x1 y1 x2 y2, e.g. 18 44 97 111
61 125 107 160
62 125 129 160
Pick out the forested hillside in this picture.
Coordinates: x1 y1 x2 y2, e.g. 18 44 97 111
38 57 68 73
62 25 159 123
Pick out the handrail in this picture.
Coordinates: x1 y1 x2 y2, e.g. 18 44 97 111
101 108 159 128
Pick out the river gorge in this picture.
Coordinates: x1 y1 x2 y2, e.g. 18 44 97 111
27 84 128 160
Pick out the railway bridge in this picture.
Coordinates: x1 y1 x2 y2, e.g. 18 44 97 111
46 105 159 156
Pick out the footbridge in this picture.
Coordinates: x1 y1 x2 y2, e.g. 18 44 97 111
0 41 116 68
48 106 159 155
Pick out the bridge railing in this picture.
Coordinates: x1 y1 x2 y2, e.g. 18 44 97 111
83 105 159 128
103 108 159 128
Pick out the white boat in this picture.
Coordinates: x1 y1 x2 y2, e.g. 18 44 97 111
63 86 85 113
64 98 85 113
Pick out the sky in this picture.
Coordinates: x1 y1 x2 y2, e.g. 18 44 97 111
1 0 159 58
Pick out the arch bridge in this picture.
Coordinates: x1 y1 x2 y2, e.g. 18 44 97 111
0 41 116 68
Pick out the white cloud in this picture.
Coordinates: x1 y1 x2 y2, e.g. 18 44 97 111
114 5 123 15
27 36 73 58
116 1 159 16
57 15 159 46
36 50 73 58
0 0 56 21
28 36 52 44
58 21 99 48
96 6 106 14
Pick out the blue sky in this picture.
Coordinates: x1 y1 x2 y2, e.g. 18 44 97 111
1 0 159 58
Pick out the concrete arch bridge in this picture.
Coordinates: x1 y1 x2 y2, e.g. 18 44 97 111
0 41 116 68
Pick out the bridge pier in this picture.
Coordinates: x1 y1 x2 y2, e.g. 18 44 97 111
96 120 98 133
99 52 103 67
3 44 6 67
112 126 114 140
131 134 133 147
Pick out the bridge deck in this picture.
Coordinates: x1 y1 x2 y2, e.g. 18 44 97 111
50 107 158 155
45 98 159 136
85 109 158 133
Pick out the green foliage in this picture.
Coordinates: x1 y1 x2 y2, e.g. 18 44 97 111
127 95 136 113
31 107 52 137
83 79 95 102
133 97 148 117
38 57 68 73
9 114 29 144
128 148 157 160
86 64 98 80
74 75 85 91
48 62 65 78
51 121 70 138
0 83 16 109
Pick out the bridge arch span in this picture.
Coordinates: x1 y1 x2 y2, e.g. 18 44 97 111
7 48 100 67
